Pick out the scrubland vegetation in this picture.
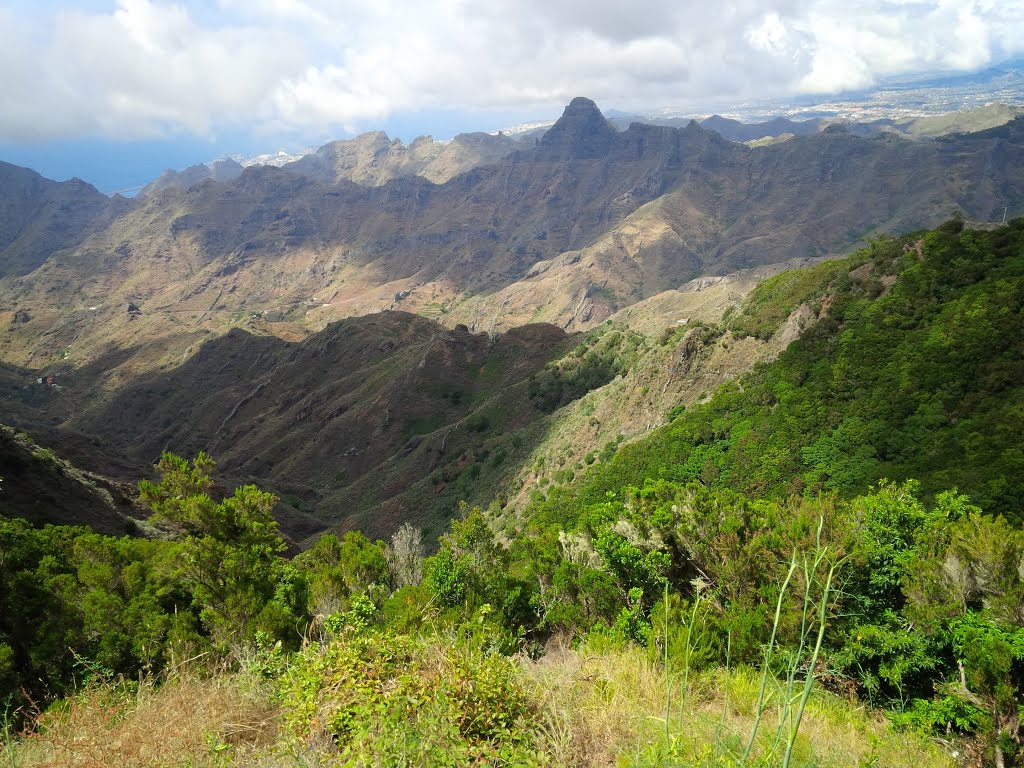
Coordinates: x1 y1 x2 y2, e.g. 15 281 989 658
3 221 1024 766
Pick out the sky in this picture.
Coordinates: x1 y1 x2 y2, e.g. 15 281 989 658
2 0 1024 192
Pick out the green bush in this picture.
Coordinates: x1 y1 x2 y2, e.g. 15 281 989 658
277 629 538 765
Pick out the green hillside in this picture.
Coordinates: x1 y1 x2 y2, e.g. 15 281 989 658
529 219 1024 529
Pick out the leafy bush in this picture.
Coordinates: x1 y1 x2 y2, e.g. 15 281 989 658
0 516 196 716
277 630 538 765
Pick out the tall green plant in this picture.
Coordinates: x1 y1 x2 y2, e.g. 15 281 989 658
139 452 301 651
739 518 843 767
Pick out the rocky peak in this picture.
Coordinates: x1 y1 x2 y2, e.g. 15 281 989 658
332 131 392 154
451 131 514 149
138 158 243 198
209 158 244 182
537 97 617 160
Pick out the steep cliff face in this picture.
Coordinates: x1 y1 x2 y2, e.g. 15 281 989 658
536 97 619 160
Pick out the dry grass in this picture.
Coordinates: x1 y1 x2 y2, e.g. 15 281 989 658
4 641 957 768
522 637 686 767
520 640 958 768
8 673 277 768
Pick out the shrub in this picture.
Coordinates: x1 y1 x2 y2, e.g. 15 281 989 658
277 630 538 765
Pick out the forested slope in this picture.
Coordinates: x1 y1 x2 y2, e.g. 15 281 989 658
528 220 1024 528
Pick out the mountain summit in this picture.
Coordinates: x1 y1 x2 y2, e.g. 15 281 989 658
537 96 617 159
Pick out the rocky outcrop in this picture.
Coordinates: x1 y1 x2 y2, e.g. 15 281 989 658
536 97 618 160
283 130 518 186
138 158 244 197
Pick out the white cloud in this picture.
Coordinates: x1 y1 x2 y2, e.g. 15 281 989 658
2 0 1023 143
792 0 1009 93
748 13 791 54
1 0 306 140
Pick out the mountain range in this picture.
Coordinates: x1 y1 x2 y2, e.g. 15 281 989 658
2 96 1024 541
5 99 1024 374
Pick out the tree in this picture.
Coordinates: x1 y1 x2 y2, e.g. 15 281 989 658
138 452 299 651
296 531 389 617
905 508 1024 767
425 505 534 634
